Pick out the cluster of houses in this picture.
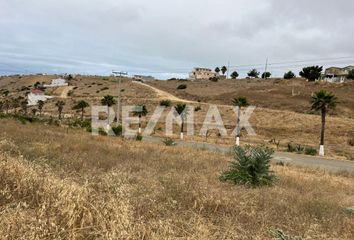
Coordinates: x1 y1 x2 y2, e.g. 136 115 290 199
188 66 354 82
27 78 68 106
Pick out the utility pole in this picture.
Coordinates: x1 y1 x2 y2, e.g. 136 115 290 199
112 70 128 124
263 58 268 79
227 61 230 79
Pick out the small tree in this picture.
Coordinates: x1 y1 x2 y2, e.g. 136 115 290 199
232 96 249 146
73 100 89 121
12 98 20 113
220 145 276 187
215 67 221 74
101 95 116 126
247 69 260 78
299 66 323 81
31 108 37 116
311 90 338 156
0 101 3 113
3 99 10 114
221 66 227 76
55 100 65 120
261 72 271 79
133 105 148 134
347 69 354 80
284 71 296 79
231 71 239 79
37 100 45 116
174 103 188 140
20 100 28 115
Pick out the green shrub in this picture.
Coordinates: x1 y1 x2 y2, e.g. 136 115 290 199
287 142 304 154
220 145 276 187
162 138 176 146
98 127 107 136
136 134 143 141
111 125 123 136
348 138 354 147
305 147 317 156
177 84 187 90
160 100 172 107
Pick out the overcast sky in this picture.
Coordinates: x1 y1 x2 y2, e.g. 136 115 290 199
1 0 354 79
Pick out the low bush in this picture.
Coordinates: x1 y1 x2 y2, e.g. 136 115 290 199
287 142 304 154
348 138 354 147
195 106 202 112
98 127 107 136
177 84 187 90
160 100 172 107
220 145 276 187
136 134 143 141
305 147 317 156
162 138 176 146
112 125 123 136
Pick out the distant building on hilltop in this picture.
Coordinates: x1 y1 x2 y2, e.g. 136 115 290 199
322 66 354 83
43 78 68 87
189 68 217 80
133 75 155 82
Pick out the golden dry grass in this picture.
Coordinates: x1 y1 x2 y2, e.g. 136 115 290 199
1 74 354 159
0 119 354 239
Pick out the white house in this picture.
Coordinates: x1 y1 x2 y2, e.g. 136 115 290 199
27 89 53 106
322 66 354 83
43 78 68 87
189 68 217 80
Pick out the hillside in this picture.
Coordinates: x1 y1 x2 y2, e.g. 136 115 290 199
149 78 354 118
1 75 354 160
0 119 353 239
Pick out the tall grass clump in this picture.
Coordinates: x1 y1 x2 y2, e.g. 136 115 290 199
220 145 276 187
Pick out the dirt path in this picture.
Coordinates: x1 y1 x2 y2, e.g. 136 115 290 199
143 136 354 172
132 81 196 103
60 86 74 98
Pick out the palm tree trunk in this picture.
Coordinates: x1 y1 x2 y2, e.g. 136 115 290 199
107 105 110 129
319 107 326 156
236 106 241 146
180 118 184 140
81 108 84 121
138 115 142 134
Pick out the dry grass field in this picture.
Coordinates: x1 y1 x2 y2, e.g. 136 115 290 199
1 75 354 159
0 119 354 239
149 78 354 118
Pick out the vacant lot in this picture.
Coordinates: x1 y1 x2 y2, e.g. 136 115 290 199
0 119 354 239
149 78 354 118
1 75 354 159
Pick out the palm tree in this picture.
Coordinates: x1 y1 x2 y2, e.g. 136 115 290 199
311 90 338 156
133 105 148 134
174 103 188 140
101 95 116 126
55 100 65 120
232 96 249 146
215 67 221 75
221 66 227 76
37 100 45 116
73 100 89 121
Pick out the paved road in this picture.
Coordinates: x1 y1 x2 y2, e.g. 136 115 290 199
134 82 354 173
143 136 354 173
